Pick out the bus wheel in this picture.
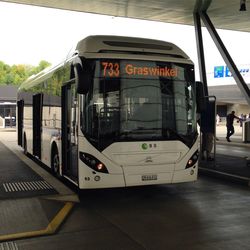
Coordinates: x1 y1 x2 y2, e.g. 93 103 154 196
52 149 60 177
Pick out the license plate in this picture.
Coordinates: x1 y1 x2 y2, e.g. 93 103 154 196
142 174 158 181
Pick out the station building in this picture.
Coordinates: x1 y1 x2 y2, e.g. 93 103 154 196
0 85 18 128
208 84 250 118
207 64 250 119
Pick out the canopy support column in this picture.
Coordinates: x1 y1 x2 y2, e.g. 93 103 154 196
200 11 250 106
194 12 208 96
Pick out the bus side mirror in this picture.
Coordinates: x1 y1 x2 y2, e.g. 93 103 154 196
73 59 91 95
196 81 206 113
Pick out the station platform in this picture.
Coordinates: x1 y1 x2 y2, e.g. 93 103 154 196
199 125 250 186
0 130 78 242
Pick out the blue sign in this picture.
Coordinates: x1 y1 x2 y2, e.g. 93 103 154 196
214 65 250 78
214 66 224 78
240 68 249 75
225 67 232 77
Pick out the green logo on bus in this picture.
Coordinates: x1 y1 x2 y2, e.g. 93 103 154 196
142 143 148 150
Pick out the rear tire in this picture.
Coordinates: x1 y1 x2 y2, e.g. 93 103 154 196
51 148 60 177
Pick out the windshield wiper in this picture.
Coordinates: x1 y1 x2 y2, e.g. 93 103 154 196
119 127 161 137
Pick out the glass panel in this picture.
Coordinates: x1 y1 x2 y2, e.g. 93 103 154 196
80 59 197 149
120 79 162 138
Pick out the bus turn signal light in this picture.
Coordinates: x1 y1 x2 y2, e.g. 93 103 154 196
186 150 199 169
79 152 109 173
97 163 105 171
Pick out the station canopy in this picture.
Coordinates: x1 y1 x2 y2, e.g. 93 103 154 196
1 0 250 32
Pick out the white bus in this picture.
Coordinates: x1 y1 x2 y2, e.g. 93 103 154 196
17 35 204 189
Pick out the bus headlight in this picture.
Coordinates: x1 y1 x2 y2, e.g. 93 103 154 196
185 150 199 169
79 152 109 173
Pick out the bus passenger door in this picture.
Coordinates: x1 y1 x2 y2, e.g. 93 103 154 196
17 100 24 146
61 82 78 182
33 94 43 159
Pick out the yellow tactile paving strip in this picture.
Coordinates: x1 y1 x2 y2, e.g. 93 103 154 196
0 202 74 242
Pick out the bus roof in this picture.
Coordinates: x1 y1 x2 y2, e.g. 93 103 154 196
76 35 190 60
18 62 64 91
20 35 191 90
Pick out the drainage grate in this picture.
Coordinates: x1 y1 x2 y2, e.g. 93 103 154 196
2 180 53 192
0 242 18 250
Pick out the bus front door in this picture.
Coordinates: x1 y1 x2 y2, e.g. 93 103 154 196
62 82 78 183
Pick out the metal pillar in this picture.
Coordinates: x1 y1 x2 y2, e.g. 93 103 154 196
193 12 208 96
200 11 250 107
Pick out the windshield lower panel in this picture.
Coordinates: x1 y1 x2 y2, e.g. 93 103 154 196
80 59 197 150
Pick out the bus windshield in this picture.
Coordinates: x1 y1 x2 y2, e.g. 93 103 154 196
80 59 197 150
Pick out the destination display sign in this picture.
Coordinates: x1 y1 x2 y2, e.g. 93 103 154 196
99 60 179 79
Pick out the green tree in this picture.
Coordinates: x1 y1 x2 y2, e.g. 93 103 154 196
0 60 51 86
11 64 27 85
37 60 51 72
0 61 10 85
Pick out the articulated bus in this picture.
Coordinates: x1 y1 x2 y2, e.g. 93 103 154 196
17 35 204 189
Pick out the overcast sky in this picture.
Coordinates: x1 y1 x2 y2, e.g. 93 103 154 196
1 2 250 85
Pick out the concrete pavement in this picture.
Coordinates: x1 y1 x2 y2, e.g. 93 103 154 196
199 123 250 186
0 129 78 242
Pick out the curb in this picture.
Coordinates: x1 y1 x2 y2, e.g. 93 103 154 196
199 167 250 186
216 141 250 148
